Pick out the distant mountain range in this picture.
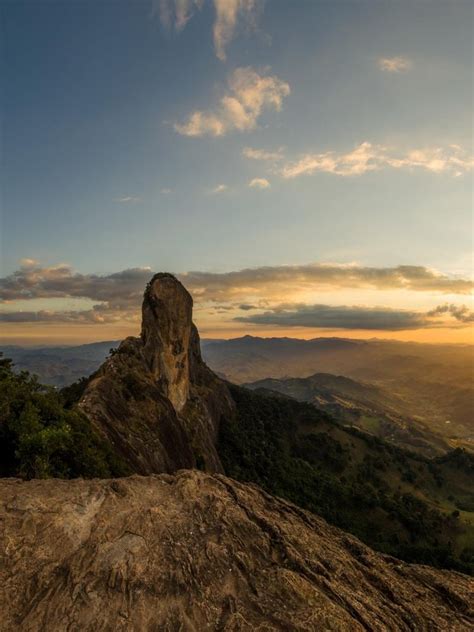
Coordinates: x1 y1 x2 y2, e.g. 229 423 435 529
204 336 474 449
1 341 119 387
3 334 473 451
244 373 454 456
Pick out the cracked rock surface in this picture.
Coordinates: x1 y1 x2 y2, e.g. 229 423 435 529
1 470 473 631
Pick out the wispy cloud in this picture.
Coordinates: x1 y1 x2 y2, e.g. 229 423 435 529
213 0 262 61
280 142 473 179
155 0 263 61
174 67 290 137
115 196 142 203
378 56 412 73
248 177 270 189
242 146 284 161
210 183 228 193
161 188 172 194
154 0 204 31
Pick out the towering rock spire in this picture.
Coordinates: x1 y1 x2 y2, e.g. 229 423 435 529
141 273 193 412
79 273 234 475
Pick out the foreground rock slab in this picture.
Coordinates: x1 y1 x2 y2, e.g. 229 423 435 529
1 471 473 631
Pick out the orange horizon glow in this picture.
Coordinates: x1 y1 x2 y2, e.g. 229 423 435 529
1 321 473 347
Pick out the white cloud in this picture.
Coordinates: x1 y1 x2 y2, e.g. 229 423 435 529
385 146 474 174
155 0 262 61
243 146 283 161
161 188 172 194
280 142 473 179
115 196 142 203
378 56 412 73
19 258 40 269
174 67 290 137
210 184 228 193
249 177 270 189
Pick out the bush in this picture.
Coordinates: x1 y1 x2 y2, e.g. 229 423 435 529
0 354 129 479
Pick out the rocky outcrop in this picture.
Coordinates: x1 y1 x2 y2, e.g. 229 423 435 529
79 273 234 475
141 273 194 412
1 471 473 631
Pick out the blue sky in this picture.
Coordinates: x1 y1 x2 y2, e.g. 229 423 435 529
1 0 473 343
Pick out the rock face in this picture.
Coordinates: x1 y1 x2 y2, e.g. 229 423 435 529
141 273 194 412
79 273 234 475
1 471 473 631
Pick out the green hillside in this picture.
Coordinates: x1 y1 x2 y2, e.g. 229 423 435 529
219 384 474 574
245 373 454 456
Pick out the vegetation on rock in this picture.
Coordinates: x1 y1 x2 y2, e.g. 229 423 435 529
0 354 129 479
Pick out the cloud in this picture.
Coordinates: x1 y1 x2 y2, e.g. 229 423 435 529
235 303 430 330
180 263 473 301
213 0 261 61
248 177 270 189
1 261 472 326
155 0 262 61
115 196 142 203
0 262 152 305
238 303 257 310
378 56 412 73
427 303 474 323
235 301 474 331
0 309 133 324
19 258 39 268
161 188 172 194
174 67 290 137
243 146 283 161
210 183 228 193
154 0 204 31
280 142 473 179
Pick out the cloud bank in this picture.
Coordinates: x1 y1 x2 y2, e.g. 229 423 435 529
180 263 473 300
1 261 472 328
235 302 474 331
174 67 290 137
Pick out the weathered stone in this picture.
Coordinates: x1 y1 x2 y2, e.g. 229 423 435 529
79 273 234 474
1 471 472 631
141 273 193 412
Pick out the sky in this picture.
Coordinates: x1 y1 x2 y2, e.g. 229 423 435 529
1 0 473 345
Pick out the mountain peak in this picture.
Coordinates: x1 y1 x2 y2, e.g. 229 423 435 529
141 272 193 412
79 273 234 475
